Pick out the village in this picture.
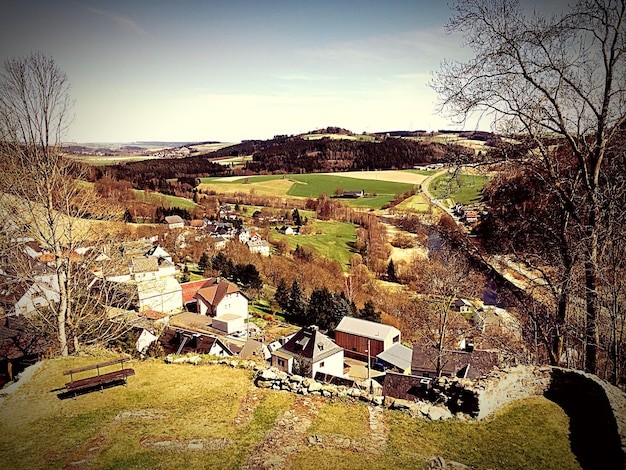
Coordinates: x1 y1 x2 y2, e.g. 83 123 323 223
0 201 520 405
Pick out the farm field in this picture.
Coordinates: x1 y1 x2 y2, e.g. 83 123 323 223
0 355 580 470
429 173 490 205
270 220 357 269
67 155 163 165
197 171 423 209
131 189 197 209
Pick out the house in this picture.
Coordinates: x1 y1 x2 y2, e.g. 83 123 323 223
159 327 233 356
10 274 60 317
193 278 249 318
144 245 172 263
453 298 473 314
410 343 499 380
277 225 294 235
239 338 271 362
342 189 364 198
247 239 271 256
375 343 413 374
164 215 185 229
189 219 205 230
271 325 345 378
134 277 183 314
334 316 401 362
0 316 54 386
210 235 227 250
465 211 479 224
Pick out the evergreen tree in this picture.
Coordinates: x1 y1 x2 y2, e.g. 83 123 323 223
359 300 381 323
198 252 210 271
287 279 307 325
274 278 290 312
123 209 133 223
292 208 302 226
387 259 397 282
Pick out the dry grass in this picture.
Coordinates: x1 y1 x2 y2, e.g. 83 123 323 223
0 355 579 469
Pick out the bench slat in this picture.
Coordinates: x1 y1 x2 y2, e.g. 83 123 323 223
63 357 131 376
66 369 135 392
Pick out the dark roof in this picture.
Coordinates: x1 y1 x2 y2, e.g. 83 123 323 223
0 316 54 360
159 327 233 356
411 343 499 380
277 326 343 363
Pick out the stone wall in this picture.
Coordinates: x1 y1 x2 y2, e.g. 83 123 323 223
165 354 626 468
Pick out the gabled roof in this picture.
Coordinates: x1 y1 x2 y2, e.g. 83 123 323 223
196 279 245 307
411 343 499 380
239 338 270 360
277 326 343 363
164 215 185 225
144 245 170 259
376 343 413 371
180 278 218 304
159 327 233 356
335 316 400 342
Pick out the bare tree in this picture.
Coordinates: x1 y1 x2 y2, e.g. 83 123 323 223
432 0 626 374
0 53 125 356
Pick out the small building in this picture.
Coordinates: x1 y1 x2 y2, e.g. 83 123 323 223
271 325 345 378
159 327 233 356
194 278 249 318
239 338 271 362
334 316 401 362
212 313 245 334
135 277 183 314
375 343 413 374
342 189 364 198
247 239 271 256
164 215 185 229
453 298 473 314
411 343 499 380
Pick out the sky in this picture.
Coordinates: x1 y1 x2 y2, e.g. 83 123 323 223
0 0 569 143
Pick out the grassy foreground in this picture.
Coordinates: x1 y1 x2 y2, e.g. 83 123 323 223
0 354 580 469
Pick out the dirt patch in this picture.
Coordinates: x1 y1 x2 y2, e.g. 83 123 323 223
242 396 323 469
319 170 428 185
232 389 264 428
139 437 230 452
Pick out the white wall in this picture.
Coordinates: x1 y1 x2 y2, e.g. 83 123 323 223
312 351 345 378
214 292 248 318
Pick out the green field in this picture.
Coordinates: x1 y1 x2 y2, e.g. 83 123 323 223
131 189 197 209
197 174 416 210
0 355 580 470
429 173 490 205
271 220 357 269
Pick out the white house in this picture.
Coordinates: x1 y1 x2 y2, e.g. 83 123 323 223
271 325 345 378
11 274 60 317
164 215 185 229
144 245 172 263
247 239 271 256
136 277 182 314
194 278 248 318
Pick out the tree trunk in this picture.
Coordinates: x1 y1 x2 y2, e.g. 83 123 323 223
584 212 600 374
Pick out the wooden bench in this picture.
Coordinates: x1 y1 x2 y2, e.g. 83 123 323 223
63 358 135 395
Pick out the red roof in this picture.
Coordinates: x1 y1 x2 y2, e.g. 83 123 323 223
196 281 240 308
180 278 218 305
139 309 166 320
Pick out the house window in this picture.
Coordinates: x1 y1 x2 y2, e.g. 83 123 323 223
277 358 285 367
393 335 400 343
319 362 325 368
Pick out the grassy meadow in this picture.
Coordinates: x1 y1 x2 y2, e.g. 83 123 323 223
0 355 580 470
429 173 490 205
197 174 416 210
270 220 357 269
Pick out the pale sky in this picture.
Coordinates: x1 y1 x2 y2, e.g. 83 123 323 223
0 1 569 143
